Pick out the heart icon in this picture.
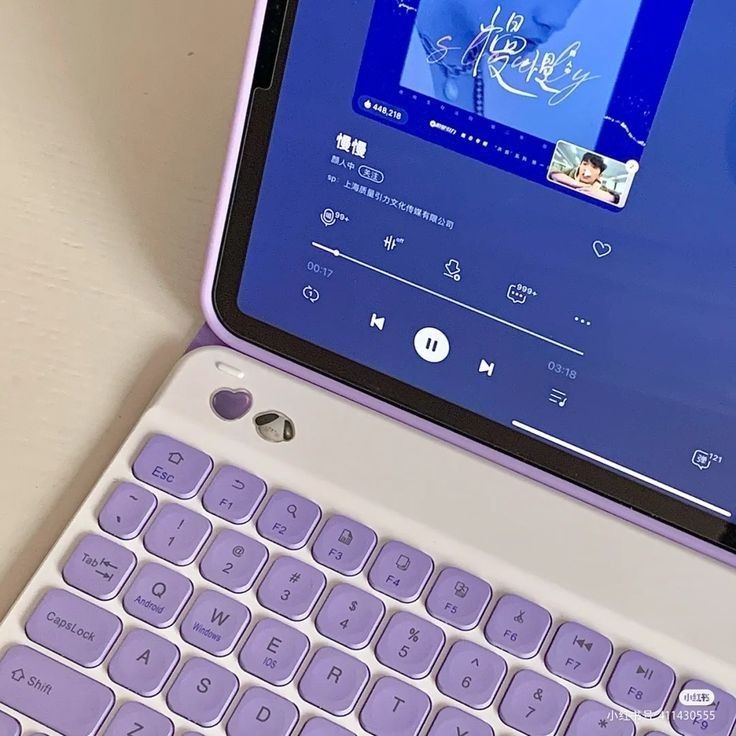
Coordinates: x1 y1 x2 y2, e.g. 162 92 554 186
211 389 253 421
593 240 613 258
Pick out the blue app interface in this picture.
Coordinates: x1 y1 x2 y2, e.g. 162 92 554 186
238 0 736 520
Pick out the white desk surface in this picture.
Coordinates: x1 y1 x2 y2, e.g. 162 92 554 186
0 1 253 614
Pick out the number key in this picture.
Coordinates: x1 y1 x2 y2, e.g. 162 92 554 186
199 529 268 593
257 556 326 620
375 611 445 679
436 640 506 709
144 504 211 566
498 670 570 736
315 583 385 649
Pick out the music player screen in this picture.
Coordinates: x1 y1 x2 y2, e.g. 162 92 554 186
236 0 736 522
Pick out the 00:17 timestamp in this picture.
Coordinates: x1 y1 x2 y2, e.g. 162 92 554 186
306 261 334 278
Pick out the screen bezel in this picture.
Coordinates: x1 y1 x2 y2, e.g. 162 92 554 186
210 0 736 556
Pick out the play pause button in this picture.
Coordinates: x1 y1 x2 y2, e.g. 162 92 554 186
414 327 450 363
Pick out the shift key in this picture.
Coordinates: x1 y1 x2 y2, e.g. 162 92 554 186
0 645 114 736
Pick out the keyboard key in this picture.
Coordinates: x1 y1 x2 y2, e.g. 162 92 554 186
107 628 179 696
498 670 570 736
256 490 321 549
123 562 193 628
26 588 121 667
435 640 507 709
98 482 156 539
368 541 433 603
167 657 240 728
106 702 173 736
200 529 269 593
375 611 445 679
0 645 114 736
425 567 492 630
181 590 250 656
545 622 613 687
311 515 377 575
202 465 266 523
257 556 326 620
301 718 354 736
565 701 634 736
298 647 370 716
133 434 212 499
671 680 736 736
239 618 310 686
484 594 551 659
316 583 384 650
227 687 299 736
606 650 675 717
62 533 136 600
144 503 212 565
0 712 19 736
360 676 431 736
428 707 494 736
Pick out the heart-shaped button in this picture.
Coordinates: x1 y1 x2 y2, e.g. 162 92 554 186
592 240 613 258
211 389 252 421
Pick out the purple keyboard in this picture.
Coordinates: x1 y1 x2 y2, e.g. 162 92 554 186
0 432 733 736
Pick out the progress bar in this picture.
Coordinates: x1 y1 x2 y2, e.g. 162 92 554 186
311 241 584 356
512 420 732 518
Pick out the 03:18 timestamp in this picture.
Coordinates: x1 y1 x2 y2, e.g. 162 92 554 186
548 361 578 380
307 261 334 278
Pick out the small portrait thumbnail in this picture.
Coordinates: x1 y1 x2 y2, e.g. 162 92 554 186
548 141 639 208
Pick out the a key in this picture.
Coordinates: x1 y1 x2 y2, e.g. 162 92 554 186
226 687 299 736
427 707 494 736
239 618 310 686
199 529 268 593
167 657 240 728
0 645 114 736
257 556 326 620
107 628 180 697
545 622 613 688
62 533 136 600
26 588 121 667
105 702 173 736
180 590 250 656
375 611 445 679
435 640 507 709
144 503 212 565
133 434 212 499
425 567 492 630
498 669 570 736
360 676 431 736
315 583 384 649
123 562 193 628
256 490 321 549
565 701 634 736
98 482 156 539
311 515 377 575
298 647 370 716
367 541 433 603
202 465 266 524
484 594 551 659
671 680 736 736
606 650 675 717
